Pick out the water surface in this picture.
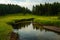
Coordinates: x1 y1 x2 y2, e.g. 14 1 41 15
13 22 60 40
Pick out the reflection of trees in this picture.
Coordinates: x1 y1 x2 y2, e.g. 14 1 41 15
44 29 60 35
11 22 31 29
18 22 31 29
13 22 31 29
33 23 44 31
33 23 60 34
9 18 34 29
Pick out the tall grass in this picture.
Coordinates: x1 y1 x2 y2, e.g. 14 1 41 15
34 16 60 26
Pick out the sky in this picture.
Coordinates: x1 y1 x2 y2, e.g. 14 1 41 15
0 0 60 10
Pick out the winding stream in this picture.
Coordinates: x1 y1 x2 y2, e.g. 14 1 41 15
11 22 60 40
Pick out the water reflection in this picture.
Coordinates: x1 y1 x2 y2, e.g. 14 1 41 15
12 22 60 40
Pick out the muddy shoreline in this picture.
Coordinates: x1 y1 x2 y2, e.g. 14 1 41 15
43 26 60 33
33 22 60 33
10 32 19 40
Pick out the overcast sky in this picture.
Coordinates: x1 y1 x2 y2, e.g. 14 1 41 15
0 0 60 10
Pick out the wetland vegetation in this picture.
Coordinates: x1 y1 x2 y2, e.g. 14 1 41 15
0 2 60 40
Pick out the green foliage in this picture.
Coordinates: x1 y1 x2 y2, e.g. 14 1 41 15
35 19 60 27
0 4 31 16
32 2 60 16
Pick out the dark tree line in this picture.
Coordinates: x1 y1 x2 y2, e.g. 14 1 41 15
0 2 60 16
32 2 60 16
0 4 31 16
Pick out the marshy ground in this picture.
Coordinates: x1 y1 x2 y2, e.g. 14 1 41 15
0 14 60 40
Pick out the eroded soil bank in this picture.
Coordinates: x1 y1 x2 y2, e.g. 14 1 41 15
33 22 60 33
10 32 19 40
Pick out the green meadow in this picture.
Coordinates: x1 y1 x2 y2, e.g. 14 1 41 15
0 13 60 40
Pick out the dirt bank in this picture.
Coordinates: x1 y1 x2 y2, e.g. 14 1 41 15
43 26 60 33
10 32 19 40
33 22 60 33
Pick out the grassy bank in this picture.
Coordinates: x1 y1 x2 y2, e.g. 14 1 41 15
34 16 60 27
0 13 60 40
0 14 34 40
